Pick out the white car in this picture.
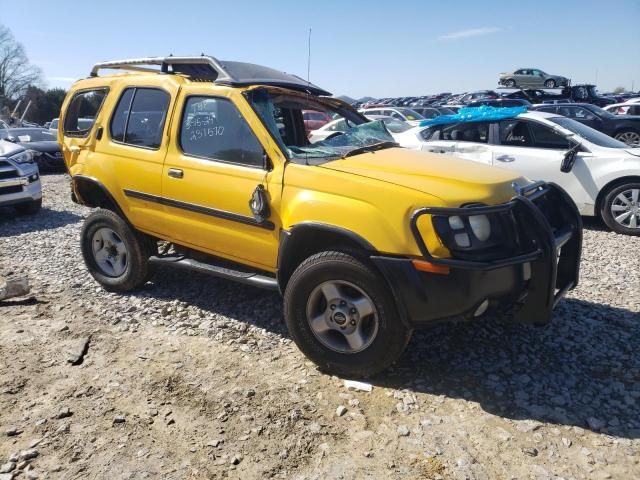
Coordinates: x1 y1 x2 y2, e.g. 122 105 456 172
603 100 640 116
358 107 424 126
414 111 640 235
309 115 412 143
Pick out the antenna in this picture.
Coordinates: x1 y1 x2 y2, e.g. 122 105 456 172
307 28 312 85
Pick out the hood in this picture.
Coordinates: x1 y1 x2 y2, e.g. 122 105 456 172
0 139 25 157
17 140 61 153
319 147 524 206
626 148 640 157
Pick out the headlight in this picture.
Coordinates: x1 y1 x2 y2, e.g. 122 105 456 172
439 214 492 248
9 150 34 164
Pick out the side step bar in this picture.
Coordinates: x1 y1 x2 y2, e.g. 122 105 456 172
148 256 278 290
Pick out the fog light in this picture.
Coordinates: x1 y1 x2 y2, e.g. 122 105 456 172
448 216 464 229
454 232 471 247
469 214 491 241
474 299 489 317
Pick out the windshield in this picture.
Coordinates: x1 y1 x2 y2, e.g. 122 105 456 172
397 109 424 121
380 118 411 133
550 117 628 148
50 119 59 129
247 89 397 164
0 128 56 142
588 86 599 97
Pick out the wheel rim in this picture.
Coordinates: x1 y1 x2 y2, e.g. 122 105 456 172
305 280 379 354
91 227 128 276
545 80 555 88
615 131 640 146
506 80 515 87
611 188 640 229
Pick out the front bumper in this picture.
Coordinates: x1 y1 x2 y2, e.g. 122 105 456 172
0 174 42 207
374 182 582 327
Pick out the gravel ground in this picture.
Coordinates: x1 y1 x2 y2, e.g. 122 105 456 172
0 174 639 479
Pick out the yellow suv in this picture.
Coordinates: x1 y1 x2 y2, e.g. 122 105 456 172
59 56 582 377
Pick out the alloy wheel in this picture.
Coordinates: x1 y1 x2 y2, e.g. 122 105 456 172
611 188 640 229
91 227 128 276
615 131 640 147
305 280 379 354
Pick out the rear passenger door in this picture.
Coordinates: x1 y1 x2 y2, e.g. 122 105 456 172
98 79 179 233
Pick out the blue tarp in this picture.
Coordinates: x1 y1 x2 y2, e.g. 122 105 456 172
418 105 528 128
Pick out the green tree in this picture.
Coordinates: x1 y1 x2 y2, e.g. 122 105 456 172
612 86 626 94
20 86 68 124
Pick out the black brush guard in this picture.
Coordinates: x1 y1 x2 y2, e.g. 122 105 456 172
408 182 582 324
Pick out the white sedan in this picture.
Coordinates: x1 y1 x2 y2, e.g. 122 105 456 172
603 100 640 116
308 116 412 143
412 111 640 235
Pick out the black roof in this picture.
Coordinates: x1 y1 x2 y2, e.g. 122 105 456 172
216 61 330 96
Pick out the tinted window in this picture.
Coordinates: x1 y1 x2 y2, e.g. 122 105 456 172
110 88 134 141
180 96 264 167
536 106 557 114
63 89 107 136
110 88 169 148
559 106 595 120
499 120 533 146
528 122 571 149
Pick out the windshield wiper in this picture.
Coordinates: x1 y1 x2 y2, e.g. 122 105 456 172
341 141 399 159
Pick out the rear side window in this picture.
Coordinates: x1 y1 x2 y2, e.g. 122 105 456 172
110 88 170 149
180 96 264 168
63 89 107 137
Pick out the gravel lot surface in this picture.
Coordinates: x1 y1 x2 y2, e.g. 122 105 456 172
1 174 639 479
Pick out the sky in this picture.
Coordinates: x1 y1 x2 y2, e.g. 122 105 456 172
2 0 639 99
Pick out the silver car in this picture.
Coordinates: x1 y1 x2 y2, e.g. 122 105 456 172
499 68 570 89
0 140 42 214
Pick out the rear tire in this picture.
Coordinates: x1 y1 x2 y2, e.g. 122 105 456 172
283 250 411 378
81 208 151 291
614 130 640 147
15 199 42 215
600 182 640 236
505 79 516 88
544 79 556 88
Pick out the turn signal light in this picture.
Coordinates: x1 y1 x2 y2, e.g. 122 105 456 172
411 259 450 275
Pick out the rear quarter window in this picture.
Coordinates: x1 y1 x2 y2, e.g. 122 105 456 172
63 88 108 137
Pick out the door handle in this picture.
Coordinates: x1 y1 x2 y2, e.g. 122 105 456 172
167 168 183 179
495 155 515 162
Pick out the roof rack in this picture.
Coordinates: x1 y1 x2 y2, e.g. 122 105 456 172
90 55 231 80
89 55 332 96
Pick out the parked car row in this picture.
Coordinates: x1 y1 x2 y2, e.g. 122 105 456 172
0 139 42 215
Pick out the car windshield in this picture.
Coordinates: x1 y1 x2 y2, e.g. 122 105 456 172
0 128 56 142
397 109 424 121
247 89 396 164
550 117 628 148
379 118 412 133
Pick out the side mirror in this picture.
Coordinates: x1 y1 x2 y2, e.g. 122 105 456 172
561 146 579 173
249 184 270 223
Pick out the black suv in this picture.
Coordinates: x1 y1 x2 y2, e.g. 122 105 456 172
532 103 640 146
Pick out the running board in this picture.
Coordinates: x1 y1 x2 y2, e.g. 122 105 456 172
148 256 278 290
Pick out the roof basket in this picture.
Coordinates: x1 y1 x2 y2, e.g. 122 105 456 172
89 55 332 96
90 55 231 81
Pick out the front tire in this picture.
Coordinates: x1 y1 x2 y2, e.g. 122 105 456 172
600 182 640 235
81 208 151 291
544 79 556 88
505 79 516 88
284 251 411 378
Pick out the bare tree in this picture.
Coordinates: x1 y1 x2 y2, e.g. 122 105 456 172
0 24 42 100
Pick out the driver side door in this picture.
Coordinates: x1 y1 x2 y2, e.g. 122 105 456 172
492 119 595 212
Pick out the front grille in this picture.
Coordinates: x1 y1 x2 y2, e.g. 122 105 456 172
0 160 18 180
0 185 22 195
